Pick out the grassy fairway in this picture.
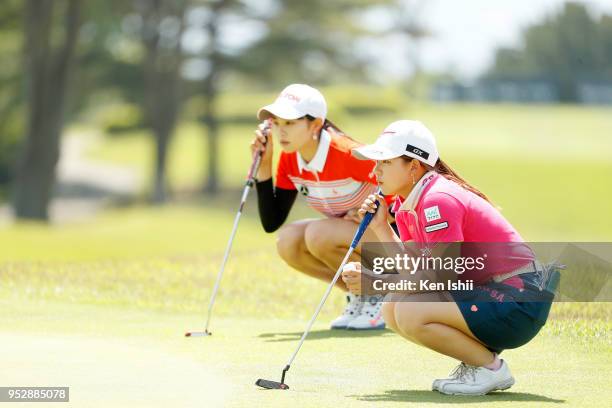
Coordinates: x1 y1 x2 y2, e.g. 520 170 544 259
83 101 612 240
2 102 611 406
0 202 610 407
0 299 609 407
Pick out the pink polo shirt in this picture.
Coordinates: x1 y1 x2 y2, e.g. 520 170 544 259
391 171 534 286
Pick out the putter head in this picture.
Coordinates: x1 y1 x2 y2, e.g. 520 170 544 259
184 330 212 337
255 379 289 390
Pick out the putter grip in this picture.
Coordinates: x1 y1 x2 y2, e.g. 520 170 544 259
246 120 271 182
350 191 382 249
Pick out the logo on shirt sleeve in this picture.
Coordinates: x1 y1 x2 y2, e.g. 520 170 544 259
424 205 441 222
425 222 448 233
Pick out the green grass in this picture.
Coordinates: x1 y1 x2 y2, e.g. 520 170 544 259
0 204 610 406
83 101 612 241
1 202 610 407
0 298 609 407
84 101 612 192
2 101 612 406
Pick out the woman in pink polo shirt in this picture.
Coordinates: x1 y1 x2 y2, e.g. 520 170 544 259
341 120 555 396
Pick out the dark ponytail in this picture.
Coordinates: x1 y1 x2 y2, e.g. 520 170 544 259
322 118 343 134
305 115 345 136
403 156 492 204
431 159 492 203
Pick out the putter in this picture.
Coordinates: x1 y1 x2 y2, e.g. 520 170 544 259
255 191 382 389
186 121 270 337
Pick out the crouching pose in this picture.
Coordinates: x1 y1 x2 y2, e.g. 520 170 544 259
342 120 554 395
252 84 396 330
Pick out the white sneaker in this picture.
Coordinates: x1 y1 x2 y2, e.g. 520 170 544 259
346 295 385 330
432 362 468 391
434 361 515 395
330 293 363 329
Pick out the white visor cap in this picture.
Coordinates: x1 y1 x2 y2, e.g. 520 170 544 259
257 84 327 121
352 120 439 167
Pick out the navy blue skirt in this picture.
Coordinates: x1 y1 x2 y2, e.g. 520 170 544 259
450 273 553 353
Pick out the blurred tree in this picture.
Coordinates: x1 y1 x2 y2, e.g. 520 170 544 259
487 2 612 101
2 0 423 205
198 0 237 194
137 0 188 203
70 2 144 111
0 0 24 190
69 0 187 202
380 0 430 97
199 0 393 193
13 0 81 220
237 0 393 86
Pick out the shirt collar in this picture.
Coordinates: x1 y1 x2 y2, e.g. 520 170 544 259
297 129 331 174
399 170 438 211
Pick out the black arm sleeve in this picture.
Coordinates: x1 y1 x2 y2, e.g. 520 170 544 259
255 178 298 233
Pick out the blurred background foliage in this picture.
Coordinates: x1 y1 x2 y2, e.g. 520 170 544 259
0 0 610 220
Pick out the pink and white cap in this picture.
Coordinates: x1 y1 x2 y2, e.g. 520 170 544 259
257 84 327 121
352 120 439 167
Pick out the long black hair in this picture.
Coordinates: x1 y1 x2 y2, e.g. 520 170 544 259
402 156 492 203
304 115 344 135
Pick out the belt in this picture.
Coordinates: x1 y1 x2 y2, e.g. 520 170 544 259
491 260 544 284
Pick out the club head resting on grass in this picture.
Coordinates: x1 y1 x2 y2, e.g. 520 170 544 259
184 330 211 337
255 379 289 390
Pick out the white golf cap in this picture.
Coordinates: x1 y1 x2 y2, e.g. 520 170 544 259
257 84 327 121
352 120 439 167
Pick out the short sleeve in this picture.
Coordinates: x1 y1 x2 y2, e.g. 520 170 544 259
393 210 413 241
419 192 465 243
275 152 297 190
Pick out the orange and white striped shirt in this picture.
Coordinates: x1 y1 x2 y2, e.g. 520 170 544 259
275 129 379 217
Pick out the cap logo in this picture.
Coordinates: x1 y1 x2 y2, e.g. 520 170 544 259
280 92 301 102
406 144 429 159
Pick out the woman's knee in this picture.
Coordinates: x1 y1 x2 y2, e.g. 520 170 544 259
394 302 427 338
382 302 398 332
303 220 336 256
276 223 306 263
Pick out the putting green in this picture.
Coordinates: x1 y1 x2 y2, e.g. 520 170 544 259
2 300 610 407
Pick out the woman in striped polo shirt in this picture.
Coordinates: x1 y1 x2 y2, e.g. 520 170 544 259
251 83 389 330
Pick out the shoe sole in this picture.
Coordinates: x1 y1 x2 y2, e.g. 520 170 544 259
346 324 386 330
436 377 515 396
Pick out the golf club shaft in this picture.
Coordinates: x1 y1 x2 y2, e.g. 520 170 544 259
203 136 267 332
284 247 355 368
281 189 381 373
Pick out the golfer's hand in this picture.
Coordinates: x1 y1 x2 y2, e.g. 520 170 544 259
358 194 388 232
251 121 272 179
343 208 361 224
341 262 362 294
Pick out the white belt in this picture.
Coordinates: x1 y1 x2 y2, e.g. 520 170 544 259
491 260 544 283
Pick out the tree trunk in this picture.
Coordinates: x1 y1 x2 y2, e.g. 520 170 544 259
140 0 185 204
202 69 220 194
13 0 81 220
152 129 170 203
202 0 231 194
151 79 178 203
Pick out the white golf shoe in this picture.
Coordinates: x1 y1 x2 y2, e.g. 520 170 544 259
330 293 363 329
346 295 385 330
433 360 515 395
